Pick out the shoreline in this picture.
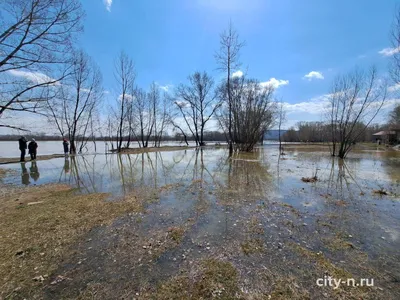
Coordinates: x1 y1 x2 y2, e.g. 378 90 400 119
0 154 66 165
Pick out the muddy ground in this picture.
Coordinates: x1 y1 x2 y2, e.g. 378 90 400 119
0 145 399 299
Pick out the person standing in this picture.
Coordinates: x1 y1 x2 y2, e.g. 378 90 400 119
63 139 69 156
28 138 38 160
18 136 27 162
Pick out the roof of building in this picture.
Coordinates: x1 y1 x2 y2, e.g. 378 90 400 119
372 131 396 136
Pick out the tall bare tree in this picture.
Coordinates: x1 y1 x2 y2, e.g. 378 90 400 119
113 51 135 152
134 87 154 148
390 6 400 86
0 0 83 131
154 91 171 147
327 67 387 158
277 99 286 154
174 71 220 146
46 50 102 154
215 22 245 153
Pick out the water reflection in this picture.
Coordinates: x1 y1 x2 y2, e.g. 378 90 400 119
3 147 399 200
29 161 40 182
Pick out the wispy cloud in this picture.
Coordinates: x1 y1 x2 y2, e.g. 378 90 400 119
104 0 113 12
261 78 289 89
232 70 243 78
388 83 400 92
378 46 400 56
303 71 324 81
8 70 60 85
159 84 173 92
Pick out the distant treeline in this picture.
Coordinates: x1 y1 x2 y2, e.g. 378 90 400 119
0 131 228 142
282 122 387 143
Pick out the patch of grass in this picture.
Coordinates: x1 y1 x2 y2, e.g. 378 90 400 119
167 226 185 243
154 259 241 300
270 279 311 300
323 233 355 251
241 239 264 255
290 243 352 279
0 184 142 299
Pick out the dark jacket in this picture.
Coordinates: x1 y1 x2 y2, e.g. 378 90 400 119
63 141 69 153
28 141 38 153
18 138 27 151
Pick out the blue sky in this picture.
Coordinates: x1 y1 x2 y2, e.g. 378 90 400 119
73 0 399 129
2 0 399 134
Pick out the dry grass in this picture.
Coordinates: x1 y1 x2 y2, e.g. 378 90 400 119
0 154 65 164
152 259 241 300
113 145 196 154
0 184 142 299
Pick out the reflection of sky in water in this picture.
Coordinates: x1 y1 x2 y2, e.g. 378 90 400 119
1 147 399 198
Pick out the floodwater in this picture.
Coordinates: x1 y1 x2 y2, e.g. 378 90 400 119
1 145 400 298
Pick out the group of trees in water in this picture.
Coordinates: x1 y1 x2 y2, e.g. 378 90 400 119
0 0 399 158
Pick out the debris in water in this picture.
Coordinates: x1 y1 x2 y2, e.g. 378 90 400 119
301 176 318 183
373 189 388 196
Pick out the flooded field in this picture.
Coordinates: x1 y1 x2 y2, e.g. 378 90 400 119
0 145 399 299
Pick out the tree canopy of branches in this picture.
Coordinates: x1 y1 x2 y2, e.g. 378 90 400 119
113 51 135 152
215 22 245 153
135 86 156 148
219 76 276 152
389 104 400 126
46 50 102 154
0 0 84 131
327 67 387 158
390 6 400 85
174 71 219 146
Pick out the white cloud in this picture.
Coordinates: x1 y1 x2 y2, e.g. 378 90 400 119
388 83 400 92
260 78 289 89
8 70 59 85
303 71 324 81
378 46 400 56
232 70 244 78
159 84 173 92
104 0 113 12
118 93 134 101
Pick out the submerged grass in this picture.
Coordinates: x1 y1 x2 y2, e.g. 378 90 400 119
152 259 241 300
0 184 142 299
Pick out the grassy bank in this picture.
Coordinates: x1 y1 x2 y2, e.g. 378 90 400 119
0 184 142 299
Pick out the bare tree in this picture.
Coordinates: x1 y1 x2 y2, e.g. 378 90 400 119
277 99 286 154
389 104 400 126
134 87 154 148
390 6 400 86
154 91 171 147
215 22 245 154
327 67 387 159
0 0 84 131
46 50 103 154
174 72 220 146
219 76 276 152
113 51 135 152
